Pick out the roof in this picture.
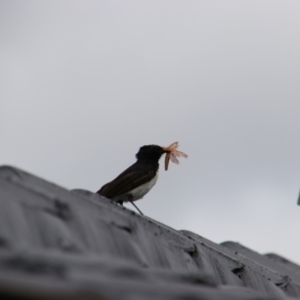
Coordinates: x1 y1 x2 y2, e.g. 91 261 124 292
0 165 299 300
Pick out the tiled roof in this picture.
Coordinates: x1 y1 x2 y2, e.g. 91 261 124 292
0 165 299 300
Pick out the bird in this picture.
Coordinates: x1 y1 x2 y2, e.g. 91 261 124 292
97 144 167 215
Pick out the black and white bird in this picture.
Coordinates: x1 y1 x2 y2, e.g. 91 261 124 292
97 145 166 215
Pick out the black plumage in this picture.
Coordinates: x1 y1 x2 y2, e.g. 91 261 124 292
97 145 166 214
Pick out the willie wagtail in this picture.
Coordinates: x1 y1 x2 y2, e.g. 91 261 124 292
97 145 167 215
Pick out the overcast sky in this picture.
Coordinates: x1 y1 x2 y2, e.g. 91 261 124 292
1 0 300 264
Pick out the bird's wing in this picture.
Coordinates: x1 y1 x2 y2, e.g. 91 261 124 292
97 162 156 199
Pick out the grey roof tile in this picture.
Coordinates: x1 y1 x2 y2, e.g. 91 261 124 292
0 165 299 300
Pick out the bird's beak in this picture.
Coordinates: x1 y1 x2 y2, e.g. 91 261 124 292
162 147 169 153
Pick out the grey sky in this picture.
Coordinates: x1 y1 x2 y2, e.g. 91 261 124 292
1 1 300 263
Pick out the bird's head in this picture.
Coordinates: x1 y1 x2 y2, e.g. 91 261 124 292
136 145 166 161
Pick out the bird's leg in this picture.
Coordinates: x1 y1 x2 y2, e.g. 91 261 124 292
129 201 144 215
128 195 144 215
